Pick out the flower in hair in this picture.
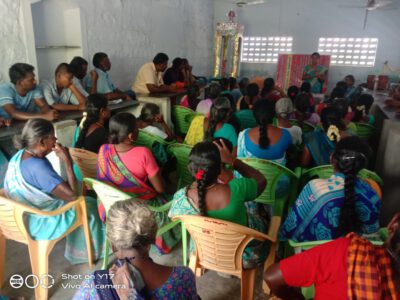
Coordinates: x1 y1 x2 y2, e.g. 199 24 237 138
356 105 366 117
195 169 205 180
327 125 341 142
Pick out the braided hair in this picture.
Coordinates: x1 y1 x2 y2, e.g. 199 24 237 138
332 136 371 236
186 84 200 110
246 83 259 107
76 94 108 148
260 77 275 98
330 97 349 119
287 85 299 103
352 94 374 122
320 107 346 143
295 92 313 115
205 97 231 140
188 141 221 216
253 100 275 148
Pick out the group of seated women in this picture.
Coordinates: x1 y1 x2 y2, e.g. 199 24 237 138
2 71 397 299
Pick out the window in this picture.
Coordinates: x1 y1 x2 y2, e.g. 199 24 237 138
318 37 378 67
241 36 293 63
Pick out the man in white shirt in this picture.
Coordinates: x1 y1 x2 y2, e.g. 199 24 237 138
132 53 174 94
41 63 86 111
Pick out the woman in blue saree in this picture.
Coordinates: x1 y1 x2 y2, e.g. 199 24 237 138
4 119 104 264
280 136 381 242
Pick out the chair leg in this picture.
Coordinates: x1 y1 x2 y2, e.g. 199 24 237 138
241 268 257 300
181 224 188 266
80 201 93 267
0 234 5 287
188 252 204 277
28 240 53 300
102 239 110 269
262 241 277 295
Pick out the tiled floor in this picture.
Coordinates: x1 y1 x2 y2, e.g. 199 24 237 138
1 239 269 300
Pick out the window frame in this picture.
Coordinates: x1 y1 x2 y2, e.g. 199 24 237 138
317 37 378 67
241 36 293 64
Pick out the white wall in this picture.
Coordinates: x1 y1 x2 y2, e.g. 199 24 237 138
0 0 37 83
214 0 400 89
30 0 214 88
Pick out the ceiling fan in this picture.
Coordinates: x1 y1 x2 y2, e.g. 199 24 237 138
341 0 395 29
235 0 265 8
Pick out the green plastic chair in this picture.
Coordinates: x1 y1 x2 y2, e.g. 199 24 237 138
234 109 257 130
83 178 181 269
354 123 376 140
239 158 301 215
301 165 383 188
239 158 301 273
288 119 315 134
167 143 194 190
172 106 201 136
288 227 387 299
135 129 172 149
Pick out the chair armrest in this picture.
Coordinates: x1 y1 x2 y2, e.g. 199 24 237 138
148 200 172 212
35 197 85 216
156 219 180 236
288 239 332 251
3 196 84 217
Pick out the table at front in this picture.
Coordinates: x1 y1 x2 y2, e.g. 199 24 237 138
0 99 139 142
0 100 139 185
369 91 400 225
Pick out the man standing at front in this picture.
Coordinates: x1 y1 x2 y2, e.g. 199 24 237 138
132 53 175 94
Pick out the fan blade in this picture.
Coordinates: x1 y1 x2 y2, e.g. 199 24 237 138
246 0 265 5
339 5 368 8
363 9 369 29
376 1 393 8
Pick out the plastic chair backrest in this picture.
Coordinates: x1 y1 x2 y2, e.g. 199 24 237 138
135 129 169 149
302 122 316 133
234 110 257 130
69 148 98 179
168 143 194 189
354 123 375 140
173 215 274 276
301 165 383 187
172 106 199 135
0 195 28 243
239 158 299 216
83 178 131 214
288 119 315 133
